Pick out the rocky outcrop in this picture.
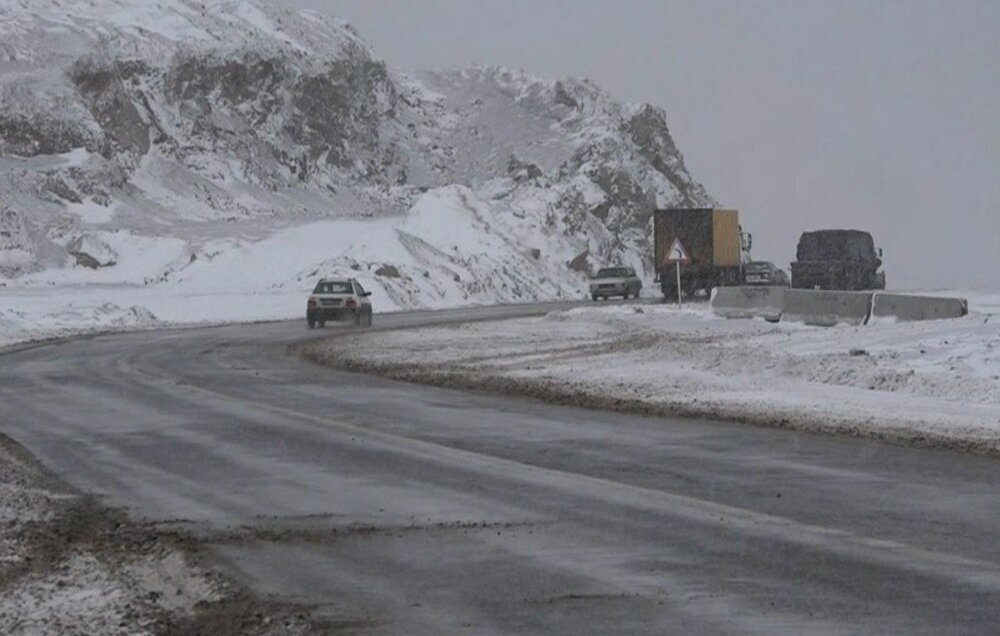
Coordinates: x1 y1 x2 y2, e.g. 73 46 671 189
626 104 710 206
0 0 713 294
70 58 154 162
67 235 117 269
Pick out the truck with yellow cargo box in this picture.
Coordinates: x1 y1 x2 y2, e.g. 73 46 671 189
653 208 752 298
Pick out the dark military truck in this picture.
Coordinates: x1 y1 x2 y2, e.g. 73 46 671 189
653 208 752 297
791 230 886 290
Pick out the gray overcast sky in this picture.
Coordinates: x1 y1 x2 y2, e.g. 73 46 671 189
284 0 998 289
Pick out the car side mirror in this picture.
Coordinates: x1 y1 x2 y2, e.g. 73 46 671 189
363 291 372 297
878 247 883 258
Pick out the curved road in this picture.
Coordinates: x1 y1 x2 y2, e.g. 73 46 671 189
2 304 1000 634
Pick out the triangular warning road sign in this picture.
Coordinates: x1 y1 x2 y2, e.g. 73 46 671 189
665 238 691 264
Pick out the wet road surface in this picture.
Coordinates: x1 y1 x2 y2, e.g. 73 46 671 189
2 303 1000 634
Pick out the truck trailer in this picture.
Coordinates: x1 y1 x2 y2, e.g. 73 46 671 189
653 208 751 298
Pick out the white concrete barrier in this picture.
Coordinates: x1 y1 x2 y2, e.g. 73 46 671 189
871 293 969 322
709 287 966 326
782 289 874 327
710 286 785 321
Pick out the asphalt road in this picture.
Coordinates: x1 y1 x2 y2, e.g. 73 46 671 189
3 303 1000 634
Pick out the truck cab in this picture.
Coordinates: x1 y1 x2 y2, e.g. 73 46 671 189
791 230 885 291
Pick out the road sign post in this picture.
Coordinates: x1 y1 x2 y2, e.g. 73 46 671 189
675 261 682 307
664 238 691 307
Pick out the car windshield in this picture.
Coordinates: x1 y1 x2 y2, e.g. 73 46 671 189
596 268 631 278
747 262 773 272
313 281 353 294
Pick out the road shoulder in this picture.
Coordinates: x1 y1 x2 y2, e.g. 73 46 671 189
0 432 320 635
299 303 1000 457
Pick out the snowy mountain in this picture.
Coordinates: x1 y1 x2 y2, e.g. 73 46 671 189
0 0 712 314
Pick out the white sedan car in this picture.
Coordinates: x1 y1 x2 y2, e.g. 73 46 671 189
590 267 642 300
306 277 373 328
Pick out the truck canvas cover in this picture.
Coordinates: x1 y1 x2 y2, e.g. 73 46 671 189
654 208 741 272
796 230 877 264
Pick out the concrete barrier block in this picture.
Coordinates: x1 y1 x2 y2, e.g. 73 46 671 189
710 286 785 321
871 293 969 322
782 289 874 327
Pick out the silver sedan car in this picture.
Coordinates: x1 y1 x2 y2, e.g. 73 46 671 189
590 267 642 300
743 261 790 286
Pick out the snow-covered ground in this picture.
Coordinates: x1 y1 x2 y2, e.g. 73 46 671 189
308 290 1000 453
0 432 318 634
0 437 199 634
0 183 600 348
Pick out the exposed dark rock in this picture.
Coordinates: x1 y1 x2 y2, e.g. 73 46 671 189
374 264 401 278
553 81 579 110
69 250 103 269
166 52 286 106
0 114 93 157
626 104 711 206
69 57 153 161
567 250 590 273
67 235 116 268
288 56 395 172
507 155 543 182
44 175 83 203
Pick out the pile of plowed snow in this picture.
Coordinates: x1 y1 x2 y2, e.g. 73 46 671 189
307 292 1000 452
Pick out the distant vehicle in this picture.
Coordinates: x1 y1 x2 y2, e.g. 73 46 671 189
653 208 752 297
743 261 789 287
306 277 373 328
791 230 886 291
590 266 642 300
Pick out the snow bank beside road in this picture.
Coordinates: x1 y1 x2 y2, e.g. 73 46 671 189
308 293 1000 453
0 434 318 634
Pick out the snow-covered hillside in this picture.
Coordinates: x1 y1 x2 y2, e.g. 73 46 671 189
0 0 712 340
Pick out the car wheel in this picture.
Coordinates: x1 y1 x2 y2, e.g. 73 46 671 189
307 320 315 329
318 320 326 328
353 310 362 327
591 294 599 301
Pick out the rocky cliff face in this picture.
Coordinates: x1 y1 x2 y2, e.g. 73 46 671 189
0 0 712 306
